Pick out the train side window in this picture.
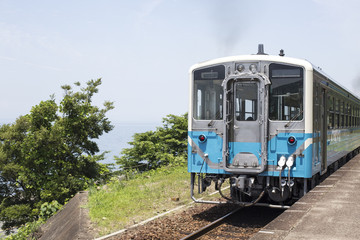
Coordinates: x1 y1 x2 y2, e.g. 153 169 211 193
344 103 347 127
350 105 352 127
344 102 346 127
348 104 351 127
328 95 334 129
328 113 333 129
328 96 333 111
335 98 339 112
334 114 339 128
353 105 356 127
339 100 343 128
346 103 351 127
351 105 353 127
355 107 356 127
354 107 356 127
334 98 339 128
353 105 355 127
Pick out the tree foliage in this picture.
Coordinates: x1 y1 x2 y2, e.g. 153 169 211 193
0 79 114 230
115 113 188 173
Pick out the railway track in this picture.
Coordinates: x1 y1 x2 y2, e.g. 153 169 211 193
180 207 242 240
110 203 284 239
177 205 284 240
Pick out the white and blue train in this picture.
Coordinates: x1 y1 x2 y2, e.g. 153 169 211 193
188 45 360 207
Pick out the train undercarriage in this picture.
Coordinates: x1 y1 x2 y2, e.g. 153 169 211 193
190 147 360 208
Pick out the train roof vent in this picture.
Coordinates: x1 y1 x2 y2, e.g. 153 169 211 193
257 44 267 55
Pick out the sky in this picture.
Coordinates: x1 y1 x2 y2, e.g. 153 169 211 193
1 0 360 124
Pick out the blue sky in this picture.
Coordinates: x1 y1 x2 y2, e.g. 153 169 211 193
1 0 360 123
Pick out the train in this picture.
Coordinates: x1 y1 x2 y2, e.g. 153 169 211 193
188 45 360 208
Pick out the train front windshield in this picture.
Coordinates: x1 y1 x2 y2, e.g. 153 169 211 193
192 63 303 122
269 64 304 121
193 65 225 120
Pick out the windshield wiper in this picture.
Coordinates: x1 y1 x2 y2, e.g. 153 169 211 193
284 110 303 128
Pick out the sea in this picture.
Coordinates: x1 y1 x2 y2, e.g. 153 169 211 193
0 119 159 166
96 121 160 165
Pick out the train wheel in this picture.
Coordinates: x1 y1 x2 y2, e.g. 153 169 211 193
310 174 319 189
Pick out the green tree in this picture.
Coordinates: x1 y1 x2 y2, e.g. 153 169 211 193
115 113 187 173
0 79 114 231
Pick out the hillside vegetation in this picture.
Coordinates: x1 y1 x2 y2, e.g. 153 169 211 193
0 80 192 239
88 165 190 236
89 113 190 236
0 80 114 237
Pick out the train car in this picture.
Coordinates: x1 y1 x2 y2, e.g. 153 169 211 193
188 45 360 207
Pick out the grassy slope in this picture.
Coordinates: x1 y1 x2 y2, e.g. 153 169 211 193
88 165 193 236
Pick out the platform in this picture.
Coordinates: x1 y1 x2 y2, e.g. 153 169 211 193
250 154 360 240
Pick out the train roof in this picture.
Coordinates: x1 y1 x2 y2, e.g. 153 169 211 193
189 54 313 72
190 53 360 102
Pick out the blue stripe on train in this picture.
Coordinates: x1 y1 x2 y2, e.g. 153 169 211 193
188 131 314 178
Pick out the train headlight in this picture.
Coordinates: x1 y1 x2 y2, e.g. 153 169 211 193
237 64 245 72
286 155 295 167
198 134 207 143
249 64 257 74
287 136 297 145
278 155 286 167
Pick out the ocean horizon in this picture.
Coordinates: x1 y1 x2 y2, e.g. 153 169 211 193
0 119 160 166
96 121 160 165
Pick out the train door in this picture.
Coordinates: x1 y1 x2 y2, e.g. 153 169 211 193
314 83 327 175
222 75 269 173
320 88 327 174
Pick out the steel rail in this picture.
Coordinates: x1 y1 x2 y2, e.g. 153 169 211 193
180 207 242 240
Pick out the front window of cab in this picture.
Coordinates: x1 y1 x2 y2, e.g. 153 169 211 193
235 82 258 121
269 63 304 121
193 65 225 120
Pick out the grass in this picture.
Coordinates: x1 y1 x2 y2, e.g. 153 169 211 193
88 165 193 236
88 164 229 237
